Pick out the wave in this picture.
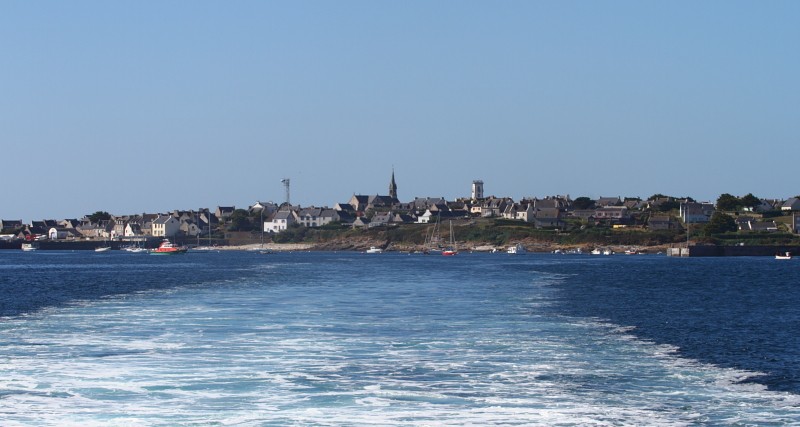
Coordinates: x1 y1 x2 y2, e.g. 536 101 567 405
2 253 800 425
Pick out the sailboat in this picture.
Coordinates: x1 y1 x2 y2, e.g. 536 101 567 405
442 220 458 256
123 238 147 253
95 233 112 252
423 214 443 254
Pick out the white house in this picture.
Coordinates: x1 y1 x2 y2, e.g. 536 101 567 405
515 204 536 223
417 209 436 224
124 223 144 237
151 215 180 237
264 210 296 233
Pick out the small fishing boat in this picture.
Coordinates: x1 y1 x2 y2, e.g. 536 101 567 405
95 234 113 252
365 246 383 254
123 240 148 253
21 242 39 252
149 239 188 255
775 251 792 260
507 243 526 254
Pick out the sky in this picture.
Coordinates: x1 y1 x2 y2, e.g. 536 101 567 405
2 1 798 221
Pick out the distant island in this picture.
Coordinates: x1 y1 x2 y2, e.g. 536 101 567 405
3 175 800 254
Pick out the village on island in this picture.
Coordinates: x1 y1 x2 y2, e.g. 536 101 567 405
3 172 800 257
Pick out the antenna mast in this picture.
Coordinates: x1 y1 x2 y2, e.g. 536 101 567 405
281 178 291 206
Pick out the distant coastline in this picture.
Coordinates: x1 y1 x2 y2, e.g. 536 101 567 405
3 190 800 256
6 235 799 258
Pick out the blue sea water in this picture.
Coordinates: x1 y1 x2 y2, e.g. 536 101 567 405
1 250 799 426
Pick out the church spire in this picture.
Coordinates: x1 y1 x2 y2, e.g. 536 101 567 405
389 168 398 200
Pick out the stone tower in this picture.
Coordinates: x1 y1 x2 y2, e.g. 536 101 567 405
389 169 398 200
472 180 484 201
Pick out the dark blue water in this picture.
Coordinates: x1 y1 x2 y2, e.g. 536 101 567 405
541 255 800 393
3 251 799 394
2 250 800 425
0 251 261 317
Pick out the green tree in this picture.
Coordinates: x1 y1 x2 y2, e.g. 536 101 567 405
716 193 741 212
227 209 253 231
646 194 687 212
704 212 737 235
572 197 595 210
657 200 680 212
740 193 761 210
87 211 111 223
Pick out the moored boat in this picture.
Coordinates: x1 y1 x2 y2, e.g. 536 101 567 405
507 243 527 254
442 221 458 256
776 251 792 260
149 239 188 255
365 246 383 254
21 242 39 252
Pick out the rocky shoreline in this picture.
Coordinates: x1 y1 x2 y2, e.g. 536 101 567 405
1 238 673 254
309 239 673 254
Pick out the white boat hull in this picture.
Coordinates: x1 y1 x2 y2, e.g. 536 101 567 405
507 244 526 254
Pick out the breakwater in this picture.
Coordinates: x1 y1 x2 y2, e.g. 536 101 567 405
668 245 800 257
0 239 159 251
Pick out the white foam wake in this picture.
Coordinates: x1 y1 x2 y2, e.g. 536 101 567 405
1 264 799 426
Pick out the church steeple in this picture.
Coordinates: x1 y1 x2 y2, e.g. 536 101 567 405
389 168 398 200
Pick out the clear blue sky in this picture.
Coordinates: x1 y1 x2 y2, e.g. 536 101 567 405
2 1 798 221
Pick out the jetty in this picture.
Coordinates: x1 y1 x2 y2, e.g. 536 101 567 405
668 245 800 257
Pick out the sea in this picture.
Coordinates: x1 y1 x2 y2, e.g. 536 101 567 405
1 250 799 426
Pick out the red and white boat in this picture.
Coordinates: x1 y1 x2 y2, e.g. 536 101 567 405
149 239 188 255
442 221 458 256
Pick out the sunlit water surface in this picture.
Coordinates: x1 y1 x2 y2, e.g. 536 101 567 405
1 251 799 426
